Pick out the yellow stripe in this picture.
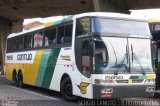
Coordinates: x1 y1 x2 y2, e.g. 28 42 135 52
24 50 44 85
44 22 53 27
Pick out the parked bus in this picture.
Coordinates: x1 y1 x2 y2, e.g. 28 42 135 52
6 12 155 101
149 19 160 89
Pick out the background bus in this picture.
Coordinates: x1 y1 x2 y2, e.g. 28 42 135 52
6 12 155 101
149 19 160 89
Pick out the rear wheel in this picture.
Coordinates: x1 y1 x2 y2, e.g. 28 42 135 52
61 77 77 101
17 73 24 88
13 71 17 82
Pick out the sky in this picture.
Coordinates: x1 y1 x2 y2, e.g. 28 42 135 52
23 9 160 25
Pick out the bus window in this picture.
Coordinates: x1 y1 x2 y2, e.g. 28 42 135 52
75 37 93 77
76 17 90 37
82 40 90 70
17 36 24 50
33 32 44 48
44 28 56 46
57 26 64 44
82 39 92 71
24 34 33 49
7 39 11 52
10 38 17 51
64 24 72 43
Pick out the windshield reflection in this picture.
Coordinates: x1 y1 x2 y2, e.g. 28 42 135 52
94 37 153 74
94 37 129 74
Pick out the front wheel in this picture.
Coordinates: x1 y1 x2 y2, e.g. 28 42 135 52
61 77 78 101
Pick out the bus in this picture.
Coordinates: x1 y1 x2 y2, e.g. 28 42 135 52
6 12 155 100
149 19 160 89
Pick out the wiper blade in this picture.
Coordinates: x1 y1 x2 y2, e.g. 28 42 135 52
114 45 129 75
131 44 146 75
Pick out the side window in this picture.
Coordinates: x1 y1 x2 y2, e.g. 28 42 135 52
64 24 73 43
33 32 44 48
24 34 33 49
76 17 90 37
10 38 17 51
82 39 92 72
17 36 24 50
74 38 93 77
7 39 11 52
57 26 64 44
44 28 56 46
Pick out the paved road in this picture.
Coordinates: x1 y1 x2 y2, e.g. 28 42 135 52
0 75 77 106
0 75 160 106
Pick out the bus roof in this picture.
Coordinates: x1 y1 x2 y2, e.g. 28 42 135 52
7 12 147 39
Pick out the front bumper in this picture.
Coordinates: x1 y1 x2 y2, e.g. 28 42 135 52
93 84 155 99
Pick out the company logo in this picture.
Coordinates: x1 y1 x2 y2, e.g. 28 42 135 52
17 53 32 60
77 82 90 94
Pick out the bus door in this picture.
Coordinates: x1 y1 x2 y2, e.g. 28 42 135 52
155 42 160 89
74 37 93 98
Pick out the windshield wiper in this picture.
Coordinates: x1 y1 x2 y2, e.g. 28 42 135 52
131 44 146 75
114 45 129 75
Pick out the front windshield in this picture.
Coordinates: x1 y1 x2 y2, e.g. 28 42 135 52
94 37 153 74
94 37 129 74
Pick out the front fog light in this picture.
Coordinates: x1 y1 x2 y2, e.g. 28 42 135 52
146 87 155 92
101 88 113 93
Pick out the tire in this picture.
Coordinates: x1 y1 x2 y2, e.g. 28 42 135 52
13 71 17 82
61 77 78 101
17 73 24 88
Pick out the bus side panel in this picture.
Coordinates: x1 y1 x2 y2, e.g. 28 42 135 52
39 48 61 89
6 62 24 81
23 50 43 85
35 49 51 87
49 63 66 91
5 64 14 80
49 48 71 91
49 47 84 98
6 50 43 86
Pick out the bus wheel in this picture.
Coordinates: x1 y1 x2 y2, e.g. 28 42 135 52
61 77 77 101
13 71 17 83
18 73 24 88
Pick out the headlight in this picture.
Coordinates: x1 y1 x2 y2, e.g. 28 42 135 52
94 79 115 84
144 79 155 83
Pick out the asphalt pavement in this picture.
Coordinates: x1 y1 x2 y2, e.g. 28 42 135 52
0 75 160 106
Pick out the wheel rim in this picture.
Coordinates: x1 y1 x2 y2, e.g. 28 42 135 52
65 83 72 96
